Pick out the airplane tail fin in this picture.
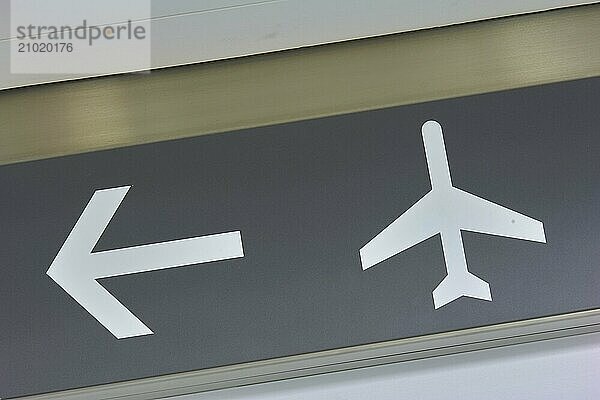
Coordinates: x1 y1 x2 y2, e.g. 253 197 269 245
432 272 492 309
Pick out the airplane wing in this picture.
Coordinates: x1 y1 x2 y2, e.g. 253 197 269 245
360 192 438 270
454 188 546 243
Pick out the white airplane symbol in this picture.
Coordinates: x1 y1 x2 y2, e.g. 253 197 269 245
360 120 546 309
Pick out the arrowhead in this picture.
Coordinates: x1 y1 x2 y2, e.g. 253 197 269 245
47 186 154 338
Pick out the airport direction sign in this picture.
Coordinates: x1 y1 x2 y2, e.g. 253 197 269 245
1 77 599 398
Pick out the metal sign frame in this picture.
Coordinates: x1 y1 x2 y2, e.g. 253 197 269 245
2 4 599 399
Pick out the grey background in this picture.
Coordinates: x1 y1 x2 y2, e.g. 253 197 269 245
1 77 599 398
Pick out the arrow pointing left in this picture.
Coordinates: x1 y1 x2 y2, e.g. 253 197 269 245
47 186 244 339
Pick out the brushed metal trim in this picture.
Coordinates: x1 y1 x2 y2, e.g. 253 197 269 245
13 309 600 400
1 4 599 165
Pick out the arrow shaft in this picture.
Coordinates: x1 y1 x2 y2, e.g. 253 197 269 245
92 231 243 279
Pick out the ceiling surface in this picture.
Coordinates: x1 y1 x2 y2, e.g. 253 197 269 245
0 0 594 90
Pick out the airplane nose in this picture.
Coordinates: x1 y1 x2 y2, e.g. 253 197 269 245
422 120 442 131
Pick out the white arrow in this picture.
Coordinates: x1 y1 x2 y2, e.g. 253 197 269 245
47 186 244 339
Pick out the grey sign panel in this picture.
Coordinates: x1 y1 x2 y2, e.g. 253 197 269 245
1 77 599 398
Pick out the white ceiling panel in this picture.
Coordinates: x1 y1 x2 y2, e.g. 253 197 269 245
0 0 593 90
